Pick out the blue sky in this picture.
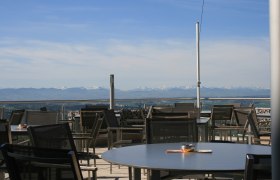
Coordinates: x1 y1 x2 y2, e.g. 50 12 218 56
0 0 270 90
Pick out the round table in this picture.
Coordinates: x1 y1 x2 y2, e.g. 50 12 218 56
102 142 271 180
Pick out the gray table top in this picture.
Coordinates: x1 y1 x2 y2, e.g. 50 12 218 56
102 142 271 172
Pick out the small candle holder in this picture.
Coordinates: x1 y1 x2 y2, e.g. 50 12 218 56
181 144 195 152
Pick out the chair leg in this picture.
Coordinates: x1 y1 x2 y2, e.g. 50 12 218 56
128 167 132 180
93 147 96 166
0 172 5 180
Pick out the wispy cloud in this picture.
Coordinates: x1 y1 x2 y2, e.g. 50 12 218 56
0 37 269 89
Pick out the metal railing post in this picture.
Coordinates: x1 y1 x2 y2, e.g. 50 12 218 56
110 74 115 110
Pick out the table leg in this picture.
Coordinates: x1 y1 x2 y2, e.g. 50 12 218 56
205 124 209 142
132 167 141 180
0 172 4 180
248 125 252 144
150 170 160 180
198 124 208 142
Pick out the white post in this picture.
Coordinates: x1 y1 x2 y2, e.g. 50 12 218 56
196 22 201 117
110 74 115 110
270 0 280 179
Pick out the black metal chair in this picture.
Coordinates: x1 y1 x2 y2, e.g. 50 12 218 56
103 109 144 177
247 110 271 145
0 119 12 146
145 117 199 179
79 107 108 150
209 105 234 141
244 154 271 180
0 143 84 180
119 108 146 127
233 107 252 143
80 106 108 133
103 109 144 150
0 119 12 179
27 123 98 179
73 117 103 166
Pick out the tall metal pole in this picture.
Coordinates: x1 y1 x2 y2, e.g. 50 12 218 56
110 74 115 110
269 0 280 179
196 21 201 116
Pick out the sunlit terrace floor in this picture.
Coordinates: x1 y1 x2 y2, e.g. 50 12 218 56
2 137 270 180
85 147 148 180
1 147 145 180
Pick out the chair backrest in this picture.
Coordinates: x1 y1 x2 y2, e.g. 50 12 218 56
28 123 77 153
87 117 103 148
174 103 195 111
80 108 104 133
244 154 271 180
249 107 260 129
247 111 262 140
0 119 12 145
233 107 252 126
146 117 198 144
9 109 25 125
24 110 59 125
213 104 236 107
210 105 234 127
0 107 4 119
119 108 146 126
103 109 119 128
148 105 190 118
0 144 83 180
81 105 108 130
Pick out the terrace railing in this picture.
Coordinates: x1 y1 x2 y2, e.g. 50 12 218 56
0 97 270 120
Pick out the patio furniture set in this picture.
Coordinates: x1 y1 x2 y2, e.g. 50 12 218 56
0 103 272 179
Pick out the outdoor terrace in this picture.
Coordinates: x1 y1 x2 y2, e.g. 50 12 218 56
0 97 271 180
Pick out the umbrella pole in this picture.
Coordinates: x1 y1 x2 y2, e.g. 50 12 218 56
196 21 201 118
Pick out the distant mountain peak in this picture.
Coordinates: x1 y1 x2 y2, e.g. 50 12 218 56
0 87 270 101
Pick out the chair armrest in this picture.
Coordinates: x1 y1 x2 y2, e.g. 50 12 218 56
259 131 271 136
130 125 145 128
72 136 92 140
16 139 30 145
72 133 91 136
212 126 245 130
80 165 98 179
107 127 143 131
80 165 98 172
